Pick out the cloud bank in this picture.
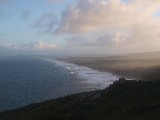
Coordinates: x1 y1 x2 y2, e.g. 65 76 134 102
55 0 160 34
53 0 160 54
1 0 160 55
2 41 57 50
0 41 57 55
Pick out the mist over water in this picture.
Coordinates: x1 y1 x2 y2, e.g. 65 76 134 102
44 58 119 89
0 57 118 112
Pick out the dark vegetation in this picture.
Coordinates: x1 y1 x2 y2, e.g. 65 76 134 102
59 57 160 80
1 79 160 120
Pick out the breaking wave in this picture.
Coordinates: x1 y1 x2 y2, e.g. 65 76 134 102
44 58 119 89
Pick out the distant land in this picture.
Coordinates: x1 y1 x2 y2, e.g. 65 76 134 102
58 51 160 81
1 51 160 120
116 51 160 59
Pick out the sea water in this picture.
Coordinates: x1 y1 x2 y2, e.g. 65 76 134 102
0 56 118 112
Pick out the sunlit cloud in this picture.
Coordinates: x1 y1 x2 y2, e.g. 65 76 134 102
1 0 160 55
2 41 57 50
55 0 160 34
52 0 160 53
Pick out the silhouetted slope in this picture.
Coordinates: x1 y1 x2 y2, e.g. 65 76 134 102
1 79 160 120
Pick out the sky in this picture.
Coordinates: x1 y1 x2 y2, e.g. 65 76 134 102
0 0 160 56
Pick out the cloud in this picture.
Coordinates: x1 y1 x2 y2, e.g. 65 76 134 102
21 11 30 20
0 41 59 56
2 41 57 50
31 41 57 50
34 13 58 34
53 0 160 54
66 30 128 47
55 0 160 34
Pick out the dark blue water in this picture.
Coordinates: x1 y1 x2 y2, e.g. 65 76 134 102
0 57 96 112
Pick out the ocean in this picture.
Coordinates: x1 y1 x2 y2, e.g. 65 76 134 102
0 56 118 112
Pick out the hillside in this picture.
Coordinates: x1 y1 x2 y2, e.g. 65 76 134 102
59 52 160 80
1 79 160 120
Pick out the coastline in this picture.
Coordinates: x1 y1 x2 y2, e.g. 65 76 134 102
57 57 160 81
0 57 119 112
1 79 160 120
46 58 119 89
1 57 160 119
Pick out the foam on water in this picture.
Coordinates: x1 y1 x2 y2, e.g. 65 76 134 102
44 58 119 89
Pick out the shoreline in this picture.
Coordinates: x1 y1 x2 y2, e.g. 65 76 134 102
0 57 120 112
57 57 160 81
50 58 120 89
56 58 139 80
1 79 160 120
1 57 160 119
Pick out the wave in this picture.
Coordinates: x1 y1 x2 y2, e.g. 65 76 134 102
43 58 119 89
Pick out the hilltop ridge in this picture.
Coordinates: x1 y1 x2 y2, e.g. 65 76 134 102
1 79 160 120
